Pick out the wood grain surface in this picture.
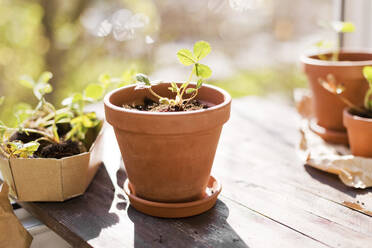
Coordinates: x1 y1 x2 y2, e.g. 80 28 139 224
17 97 372 248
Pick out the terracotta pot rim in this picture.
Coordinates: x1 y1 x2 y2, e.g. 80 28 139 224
301 49 372 67
104 82 232 116
344 108 372 123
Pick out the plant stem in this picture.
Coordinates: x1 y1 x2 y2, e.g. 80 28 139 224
148 87 163 100
35 137 56 144
183 90 198 104
7 127 56 143
338 95 369 115
364 88 372 110
180 67 195 99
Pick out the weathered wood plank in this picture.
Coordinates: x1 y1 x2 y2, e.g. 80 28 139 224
210 97 372 247
19 165 328 248
16 97 372 248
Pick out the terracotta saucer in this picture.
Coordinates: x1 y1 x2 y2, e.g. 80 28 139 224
309 120 349 145
123 176 221 218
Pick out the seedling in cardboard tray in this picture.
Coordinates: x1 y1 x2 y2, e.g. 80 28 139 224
0 68 137 159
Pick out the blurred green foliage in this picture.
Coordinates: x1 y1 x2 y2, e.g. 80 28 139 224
0 0 308 126
211 65 307 99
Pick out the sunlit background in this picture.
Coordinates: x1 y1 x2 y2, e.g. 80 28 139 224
0 0 336 125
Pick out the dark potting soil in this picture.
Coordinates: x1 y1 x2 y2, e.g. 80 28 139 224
10 131 85 159
9 131 42 143
56 123 72 137
349 108 372 119
37 140 84 159
123 98 209 112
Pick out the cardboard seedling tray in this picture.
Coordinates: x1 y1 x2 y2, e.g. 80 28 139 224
0 125 104 202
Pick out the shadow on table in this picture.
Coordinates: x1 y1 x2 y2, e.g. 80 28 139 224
126 199 249 248
304 164 371 197
64 164 120 242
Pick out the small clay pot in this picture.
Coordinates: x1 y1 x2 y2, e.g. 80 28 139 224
301 51 372 144
104 83 231 203
343 108 372 158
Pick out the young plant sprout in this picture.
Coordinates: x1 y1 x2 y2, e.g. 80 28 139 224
319 66 372 117
0 69 130 159
134 41 212 109
315 21 355 61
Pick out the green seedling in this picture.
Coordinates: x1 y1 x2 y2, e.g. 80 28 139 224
0 70 115 158
319 66 372 117
3 141 40 158
0 67 139 158
135 41 212 107
315 21 355 61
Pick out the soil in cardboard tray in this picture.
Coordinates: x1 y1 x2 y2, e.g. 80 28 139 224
123 98 209 112
37 140 84 159
10 127 85 159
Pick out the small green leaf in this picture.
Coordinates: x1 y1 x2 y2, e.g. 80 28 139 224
14 103 32 124
177 49 195 66
19 75 35 89
363 66 372 82
170 82 179 93
196 79 203 89
136 73 151 86
186 88 196 94
332 21 355 33
33 82 53 100
12 141 40 158
0 96 4 106
195 64 212 79
38 72 53 83
55 111 74 123
24 141 40 152
168 87 176 92
193 41 211 61
84 84 104 101
62 92 83 106
159 97 170 104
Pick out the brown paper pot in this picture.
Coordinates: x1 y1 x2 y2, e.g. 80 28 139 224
0 125 104 202
344 108 372 158
301 51 372 144
0 183 33 248
104 83 231 203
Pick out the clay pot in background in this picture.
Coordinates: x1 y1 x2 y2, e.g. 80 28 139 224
104 83 231 203
343 108 372 158
301 51 372 144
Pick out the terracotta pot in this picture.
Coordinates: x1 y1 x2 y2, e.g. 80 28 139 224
301 51 372 144
104 83 231 203
343 108 372 157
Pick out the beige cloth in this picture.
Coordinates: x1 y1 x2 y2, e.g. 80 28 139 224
295 88 372 189
0 183 33 248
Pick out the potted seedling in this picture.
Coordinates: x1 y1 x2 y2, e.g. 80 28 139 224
104 41 231 218
319 66 372 157
0 72 110 201
301 21 372 145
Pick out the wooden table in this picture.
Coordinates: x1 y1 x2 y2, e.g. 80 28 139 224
18 97 372 248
